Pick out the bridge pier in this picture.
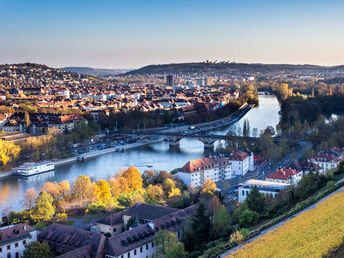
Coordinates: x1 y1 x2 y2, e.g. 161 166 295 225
166 136 182 148
199 138 217 151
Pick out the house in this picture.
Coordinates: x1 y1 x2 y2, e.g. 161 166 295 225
95 203 178 236
289 160 323 175
266 168 302 185
238 179 290 203
0 223 37 258
104 205 198 258
39 223 106 258
0 114 7 129
227 150 254 177
177 156 231 188
309 153 341 173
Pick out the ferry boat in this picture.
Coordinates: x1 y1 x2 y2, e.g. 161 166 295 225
16 161 55 177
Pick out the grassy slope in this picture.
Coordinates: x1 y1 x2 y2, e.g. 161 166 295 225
228 190 344 258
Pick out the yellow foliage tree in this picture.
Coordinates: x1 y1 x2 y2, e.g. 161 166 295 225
122 166 143 191
94 180 111 200
146 184 165 204
41 182 59 199
58 180 71 198
0 139 20 166
201 179 217 197
163 178 181 198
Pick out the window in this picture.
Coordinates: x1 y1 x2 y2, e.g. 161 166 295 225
128 251 130 258
134 249 137 255
0 247 2 252
242 190 244 196
15 252 19 258
146 244 149 250
121 255 124 258
7 253 10 258
23 240 26 245
7 245 10 250
152 242 154 247
15 242 18 248
140 247 143 253
113 228 117 232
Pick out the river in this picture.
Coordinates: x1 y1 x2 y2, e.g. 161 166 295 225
0 95 281 212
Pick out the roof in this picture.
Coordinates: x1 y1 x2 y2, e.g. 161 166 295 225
105 205 198 257
0 223 35 245
39 223 105 258
180 156 230 173
105 223 155 256
310 153 341 162
240 179 290 191
124 203 179 221
289 160 322 172
228 151 249 161
97 210 125 226
266 168 299 180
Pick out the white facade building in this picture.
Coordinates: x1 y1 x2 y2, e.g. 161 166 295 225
309 154 341 173
177 156 231 188
266 168 303 185
238 179 290 203
228 151 254 177
0 223 37 258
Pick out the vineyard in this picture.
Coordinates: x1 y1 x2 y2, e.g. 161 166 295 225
228 190 344 258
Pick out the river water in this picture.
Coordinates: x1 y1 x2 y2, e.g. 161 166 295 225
0 95 280 212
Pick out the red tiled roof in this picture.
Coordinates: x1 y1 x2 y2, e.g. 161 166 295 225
180 156 230 173
228 151 249 161
266 168 299 180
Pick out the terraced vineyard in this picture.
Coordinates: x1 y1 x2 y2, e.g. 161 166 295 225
228 190 344 258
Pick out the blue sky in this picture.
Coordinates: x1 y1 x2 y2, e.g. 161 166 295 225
0 0 343 68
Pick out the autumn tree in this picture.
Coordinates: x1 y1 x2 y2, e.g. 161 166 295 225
41 182 59 199
23 188 37 210
146 184 165 204
163 178 181 198
122 166 143 191
200 179 217 198
142 170 156 186
94 180 111 200
30 191 55 222
72 175 95 205
58 180 71 198
0 139 20 166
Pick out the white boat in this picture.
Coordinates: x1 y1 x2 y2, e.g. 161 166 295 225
16 161 55 176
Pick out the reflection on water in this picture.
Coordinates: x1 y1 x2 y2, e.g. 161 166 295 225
0 95 280 212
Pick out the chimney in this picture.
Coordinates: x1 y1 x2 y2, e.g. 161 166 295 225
24 225 27 231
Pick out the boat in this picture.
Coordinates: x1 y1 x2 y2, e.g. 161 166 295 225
16 161 55 177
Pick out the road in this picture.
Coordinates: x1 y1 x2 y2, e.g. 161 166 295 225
220 183 344 257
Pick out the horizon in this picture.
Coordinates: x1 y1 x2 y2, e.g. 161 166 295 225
1 0 344 68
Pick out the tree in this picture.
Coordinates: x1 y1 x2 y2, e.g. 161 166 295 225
155 230 187 258
122 166 143 191
163 178 181 198
200 179 217 198
41 182 59 199
0 139 20 166
184 202 211 251
22 241 53 258
245 186 265 214
239 209 259 227
24 111 30 128
142 170 156 186
23 188 37 209
146 184 165 204
212 206 232 238
129 191 145 207
94 180 111 200
30 191 55 222
72 175 95 205
58 180 71 198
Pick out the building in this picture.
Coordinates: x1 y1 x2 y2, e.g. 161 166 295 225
0 223 37 258
96 203 178 236
39 223 106 258
104 205 197 258
238 179 290 203
309 153 341 173
166 75 173 86
266 168 302 185
177 156 231 188
228 150 254 177
289 160 323 175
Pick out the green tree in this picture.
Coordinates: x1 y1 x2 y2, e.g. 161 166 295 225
22 241 53 258
211 206 232 238
239 209 259 227
155 230 187 258
30 191 55 222
245 186 265 214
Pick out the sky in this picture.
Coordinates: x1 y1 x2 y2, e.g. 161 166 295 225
0 0 344 69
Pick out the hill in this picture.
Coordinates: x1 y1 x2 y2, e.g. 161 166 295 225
122 62 331 76
227 189 344 258
61 67 132 77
